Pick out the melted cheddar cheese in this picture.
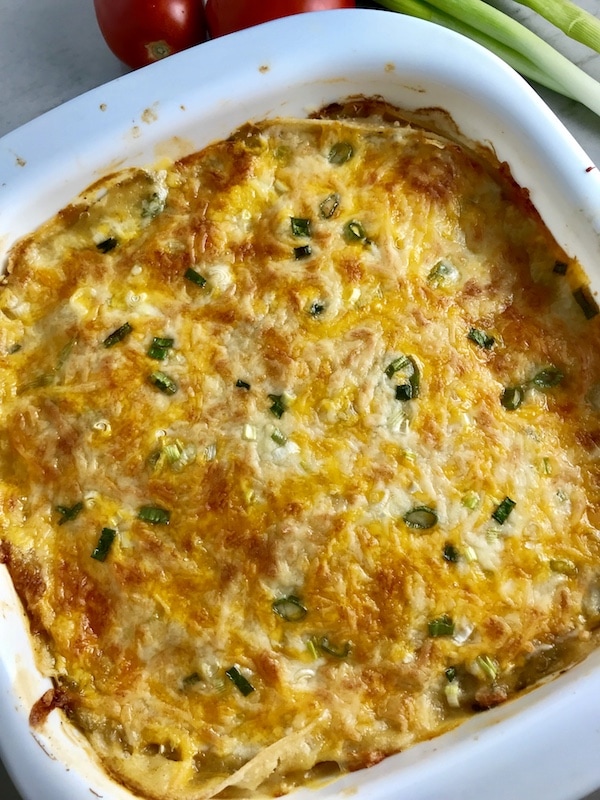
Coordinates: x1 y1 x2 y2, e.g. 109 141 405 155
2 104 600 799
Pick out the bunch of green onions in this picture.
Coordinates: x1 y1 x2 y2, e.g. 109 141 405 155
376 0 600 117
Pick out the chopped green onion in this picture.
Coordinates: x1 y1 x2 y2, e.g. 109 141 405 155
56 501 84 525
344 220 370 244
225 665 255 696
184 267 207 287
512 0 600 53
318 636 351 659
293 244 312 260
376 0 600 118
549 557 577 575
306 638 320 660
445 666 457 682
243 423 257 441
91 527 116 562
428 614 455 637
443 543 460 563
268 393 287 418
491 496 516 525
395 382 415 402
328 141 354 164
319 192 340 219
141 192 166 219
309 301 326 316
475 654 499 682
461 490 480 510
403 505 438 530
96 237 118 253
445 680 461 708
138 505 171 525
149 370 178 395
385 355 411 379
290 217 311 237
147 336 174 361
271 428 287 446
531 366 564 389
103 322 133 348
272 595 308 621
427 259 459 288
386 355 420 400
553 260 568 275
573 285 599 319
501 385 524 411
236 379 251 390
182 671 201 688
467 327 495 349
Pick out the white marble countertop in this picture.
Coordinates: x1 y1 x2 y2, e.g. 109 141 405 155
0 0 599 798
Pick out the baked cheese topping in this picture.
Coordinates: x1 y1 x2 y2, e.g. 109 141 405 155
2 104 600 799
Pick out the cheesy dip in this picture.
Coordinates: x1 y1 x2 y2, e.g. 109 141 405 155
2 101 600 799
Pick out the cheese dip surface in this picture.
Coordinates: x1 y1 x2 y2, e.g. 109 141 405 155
2 103 600 799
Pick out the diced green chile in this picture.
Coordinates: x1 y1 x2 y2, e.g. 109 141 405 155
290 217 311 237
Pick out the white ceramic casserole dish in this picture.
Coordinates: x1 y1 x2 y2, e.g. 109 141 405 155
1 9 600 800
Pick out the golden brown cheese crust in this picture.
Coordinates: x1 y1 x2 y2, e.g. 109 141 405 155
2 106 600 799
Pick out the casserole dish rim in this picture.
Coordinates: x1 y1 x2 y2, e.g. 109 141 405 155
1 9 600 800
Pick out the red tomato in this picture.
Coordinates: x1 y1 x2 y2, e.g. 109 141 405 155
205 0 356 39
93 0 207 70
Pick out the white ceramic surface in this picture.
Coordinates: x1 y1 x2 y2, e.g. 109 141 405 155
1 9 600 800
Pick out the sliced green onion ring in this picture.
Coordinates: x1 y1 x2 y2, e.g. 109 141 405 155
318 636 351 658
501 385 524 410
319 192 340 219
403 505 438 530
149 371 178 395
272 595 308 621
328 141 354 164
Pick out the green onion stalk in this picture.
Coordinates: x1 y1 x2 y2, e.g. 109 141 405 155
376 0 600 118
